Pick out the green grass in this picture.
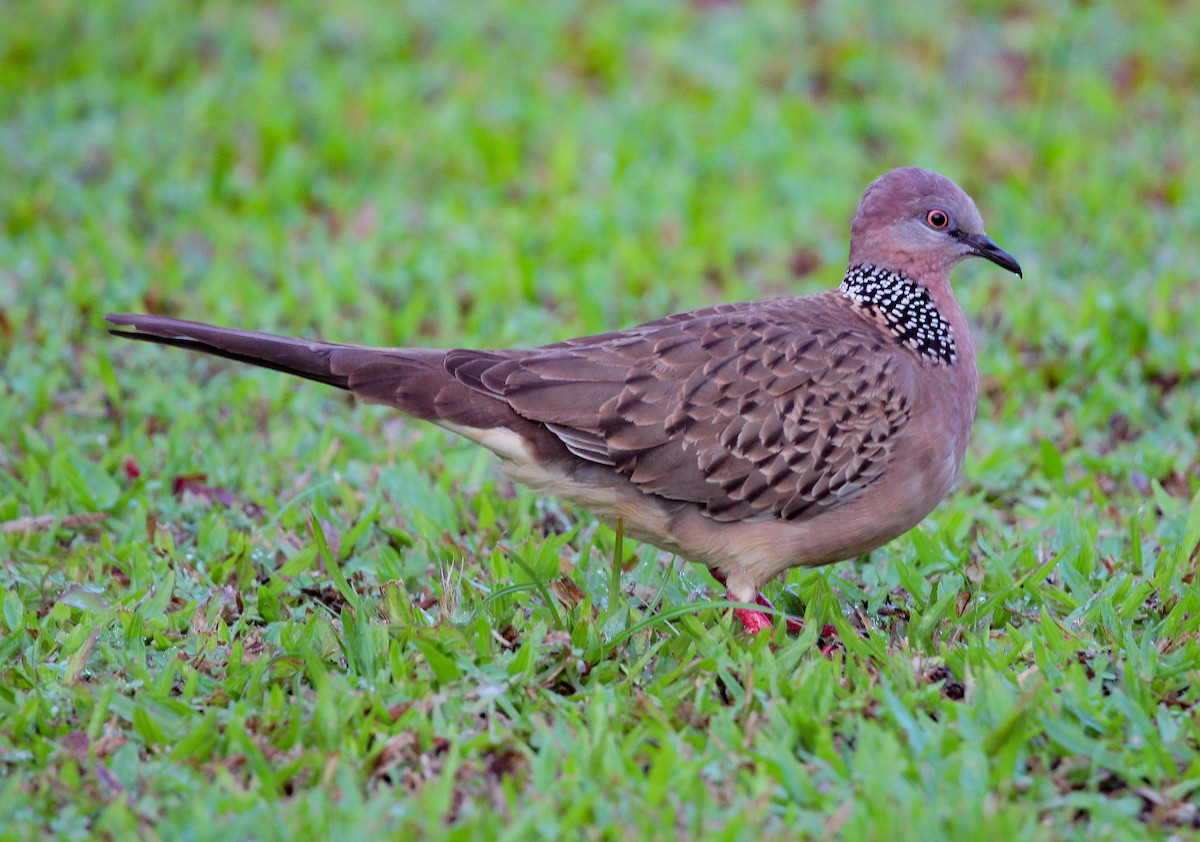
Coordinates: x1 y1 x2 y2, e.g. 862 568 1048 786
2 0 1200 838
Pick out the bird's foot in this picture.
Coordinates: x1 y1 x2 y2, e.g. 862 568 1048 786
726 589 805 635
812 622 841 657
708 568 806 635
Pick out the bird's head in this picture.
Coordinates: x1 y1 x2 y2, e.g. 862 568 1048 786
848 167 1022 282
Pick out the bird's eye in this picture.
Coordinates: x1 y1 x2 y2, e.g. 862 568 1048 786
926 209 950 229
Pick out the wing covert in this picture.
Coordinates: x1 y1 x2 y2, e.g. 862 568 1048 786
446 297 914 522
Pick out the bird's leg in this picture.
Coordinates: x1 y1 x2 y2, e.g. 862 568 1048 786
708 568 804 635
731 597 775 635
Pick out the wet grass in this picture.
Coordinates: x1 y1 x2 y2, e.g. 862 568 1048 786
1 1 1199 838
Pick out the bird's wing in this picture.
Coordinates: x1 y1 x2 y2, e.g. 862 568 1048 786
446 296 916 523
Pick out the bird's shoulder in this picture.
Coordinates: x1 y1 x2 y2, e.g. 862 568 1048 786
450 292 913 399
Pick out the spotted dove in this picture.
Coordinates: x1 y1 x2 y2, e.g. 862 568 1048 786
107 167 1021 634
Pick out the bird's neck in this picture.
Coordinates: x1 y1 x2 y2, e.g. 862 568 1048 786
838 262 960 365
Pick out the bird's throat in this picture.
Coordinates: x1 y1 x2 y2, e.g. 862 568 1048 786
838 263 957 364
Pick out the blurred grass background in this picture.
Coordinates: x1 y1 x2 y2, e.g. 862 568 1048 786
2 0 1199 839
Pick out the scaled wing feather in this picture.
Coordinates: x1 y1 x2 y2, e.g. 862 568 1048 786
444 295 914 523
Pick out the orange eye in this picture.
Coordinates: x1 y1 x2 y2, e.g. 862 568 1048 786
926 209 949 229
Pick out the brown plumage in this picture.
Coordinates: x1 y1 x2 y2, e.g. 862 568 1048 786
107 167 1021 633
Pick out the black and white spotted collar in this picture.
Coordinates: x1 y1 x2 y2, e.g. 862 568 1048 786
838 263 957 364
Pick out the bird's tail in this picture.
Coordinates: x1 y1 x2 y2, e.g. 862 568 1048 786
105 313 537 436
105 313 369 389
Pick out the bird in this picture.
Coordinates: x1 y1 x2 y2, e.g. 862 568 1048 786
107 167 1021 634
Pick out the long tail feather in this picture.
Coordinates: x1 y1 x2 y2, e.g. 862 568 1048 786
106 314 354 389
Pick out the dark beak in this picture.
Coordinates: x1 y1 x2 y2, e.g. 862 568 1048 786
954 231 1023 277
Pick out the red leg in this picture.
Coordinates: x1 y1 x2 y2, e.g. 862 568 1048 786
729 591 775 634
709 567 805 635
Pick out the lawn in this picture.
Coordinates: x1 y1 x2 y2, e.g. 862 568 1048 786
2 1 1199 839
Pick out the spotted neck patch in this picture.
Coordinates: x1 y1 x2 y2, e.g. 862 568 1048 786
838 263 957 364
